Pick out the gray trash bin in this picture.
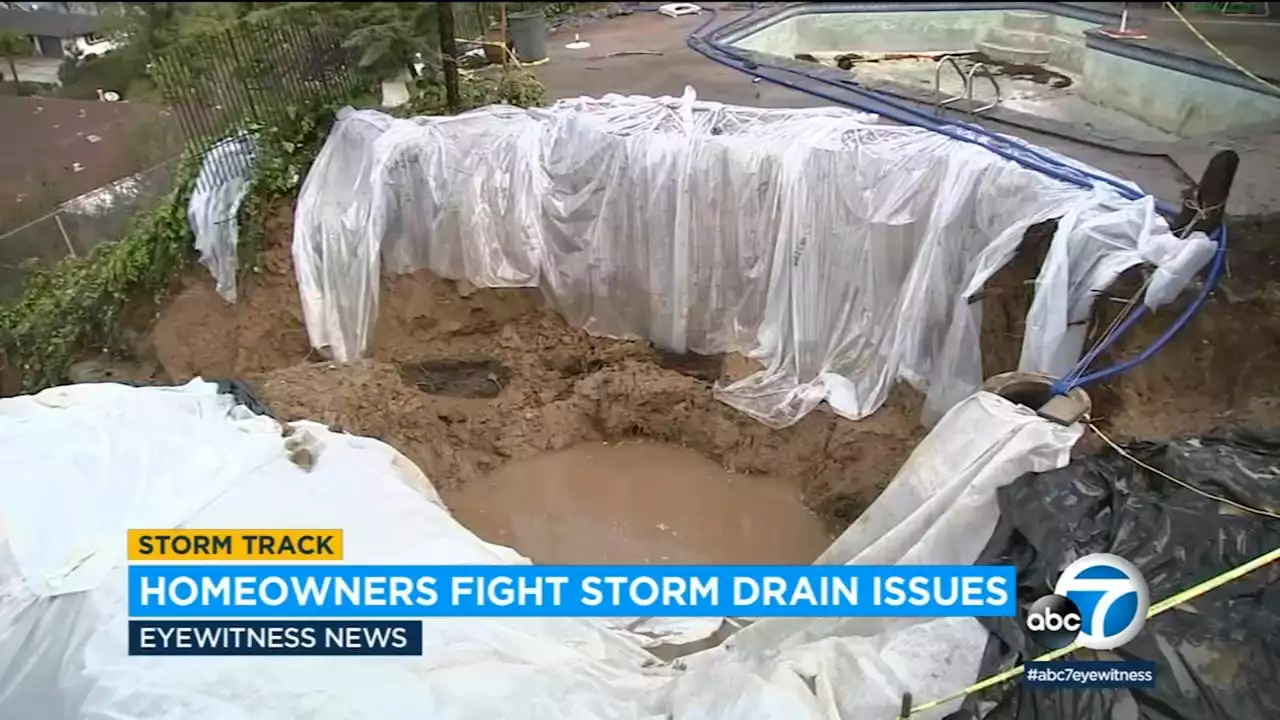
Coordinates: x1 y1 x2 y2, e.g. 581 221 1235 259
508 10 548 64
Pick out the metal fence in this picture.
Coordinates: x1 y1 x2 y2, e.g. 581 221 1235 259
151 13 362 186
0 13 361 301
0 6 593 302
0 158 181 301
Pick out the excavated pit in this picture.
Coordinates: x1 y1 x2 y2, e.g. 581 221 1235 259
140 197 925 551
112 197 1280 558
448 440 833 565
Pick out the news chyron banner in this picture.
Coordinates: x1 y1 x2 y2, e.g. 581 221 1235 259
127 528 1017 657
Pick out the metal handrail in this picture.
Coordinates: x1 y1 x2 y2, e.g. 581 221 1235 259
966 62 1002 114
932 54 969 114
934 54 1003 117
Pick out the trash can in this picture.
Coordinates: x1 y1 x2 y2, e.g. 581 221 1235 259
507 10 548 64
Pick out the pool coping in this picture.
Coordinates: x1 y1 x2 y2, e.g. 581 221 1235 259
715 2 1280 100
1085 31 1280 100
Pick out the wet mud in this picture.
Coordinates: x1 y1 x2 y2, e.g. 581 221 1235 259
969 52 1073 89
448 440 833 565
795 50 1073 89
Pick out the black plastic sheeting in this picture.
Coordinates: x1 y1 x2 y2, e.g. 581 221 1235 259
213 378 276 419
948 427 1280 720
110 378 276 418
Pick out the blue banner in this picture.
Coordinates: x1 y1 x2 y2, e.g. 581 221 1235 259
128 620 423 656
128 564 1016 618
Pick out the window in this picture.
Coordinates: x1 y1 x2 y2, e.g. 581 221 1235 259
83 32 102 44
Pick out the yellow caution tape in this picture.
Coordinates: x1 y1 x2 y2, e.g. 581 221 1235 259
1163 2 1280 93
906 545 1280 715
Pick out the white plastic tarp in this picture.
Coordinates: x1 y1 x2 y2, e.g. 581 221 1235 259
685 392 1083 720
293 88 1214 428
0 382 1080 720
188 134 258 303
0 382 670 719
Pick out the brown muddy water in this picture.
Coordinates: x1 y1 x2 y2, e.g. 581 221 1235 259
447 441 835 565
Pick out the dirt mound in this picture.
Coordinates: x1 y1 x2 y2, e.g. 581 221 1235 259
253 353 922 530
139 196 1280 532
151 200 313 378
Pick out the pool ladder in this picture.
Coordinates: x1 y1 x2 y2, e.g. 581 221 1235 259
933 55 1001 117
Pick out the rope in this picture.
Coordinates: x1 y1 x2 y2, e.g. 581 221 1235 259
903 430 1279 716
1163 2 1280 94
1055 199 1217 392
1087 423 1280 520
455 38 526 69
906 543 1280 715
1058 274 1153 389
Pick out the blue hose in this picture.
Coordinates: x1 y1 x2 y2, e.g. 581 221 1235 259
626 2 1227 394
1053 224 1227 391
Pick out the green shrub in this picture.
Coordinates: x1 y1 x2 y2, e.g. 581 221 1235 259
0 98 345 392
57 52 149 101
0 155 200 391
401 67 546 116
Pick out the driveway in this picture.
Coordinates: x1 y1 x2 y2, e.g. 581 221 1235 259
8 57 62 86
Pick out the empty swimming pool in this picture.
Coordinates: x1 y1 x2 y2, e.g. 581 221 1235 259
723 3 1280 142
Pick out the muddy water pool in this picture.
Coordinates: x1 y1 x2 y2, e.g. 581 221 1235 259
446 441 834 565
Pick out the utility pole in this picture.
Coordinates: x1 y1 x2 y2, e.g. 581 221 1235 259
436 1 460 113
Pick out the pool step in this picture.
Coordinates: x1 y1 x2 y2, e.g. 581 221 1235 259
976 40 1051 66
1002 10 1056 33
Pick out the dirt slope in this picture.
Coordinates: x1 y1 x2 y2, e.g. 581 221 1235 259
144 197 924 530
139 197 1280 531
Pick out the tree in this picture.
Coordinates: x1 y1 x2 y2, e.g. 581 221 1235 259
436 1 459 111
89 2 243 98
0 30 26 94
94 2 465 94
250 2 443 83
105 3 241 62
107 2 180 61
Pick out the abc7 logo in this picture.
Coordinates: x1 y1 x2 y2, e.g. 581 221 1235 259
1025 553 1150 651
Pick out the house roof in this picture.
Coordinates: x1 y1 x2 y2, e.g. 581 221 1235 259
0 8 109 38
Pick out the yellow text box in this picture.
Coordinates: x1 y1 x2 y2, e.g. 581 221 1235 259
128 529 343 561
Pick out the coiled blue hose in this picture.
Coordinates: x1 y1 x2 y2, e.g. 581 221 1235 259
623 2 1227 393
